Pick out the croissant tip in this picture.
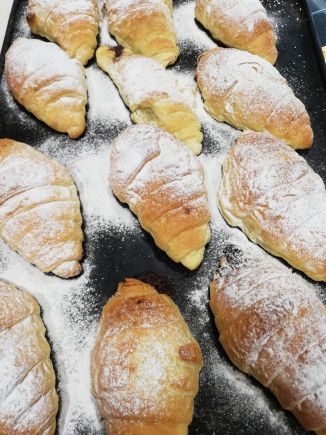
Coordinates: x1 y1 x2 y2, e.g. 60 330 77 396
52 261 83 279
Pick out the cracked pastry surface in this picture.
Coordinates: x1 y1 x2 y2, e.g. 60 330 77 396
218 131 326 281
0 138 84 278
5 38 88 139
109 124 211 270
210 256 326 433
27 0 99 65
0 280 58 434
96 46 203 155
196 47 313 149
104 0 179 66
195 0 277 63
91 278 203 435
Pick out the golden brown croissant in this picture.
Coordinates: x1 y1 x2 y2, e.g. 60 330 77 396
27 0 99 65
96 46 203 155
5 38 87 139
195 0 277 63
104 0 179 67
91 277 203 435
0 280 58 434
218 131 326 281
196 48 313 149
210 254 326 433
0 138 84 278
110 124 211 270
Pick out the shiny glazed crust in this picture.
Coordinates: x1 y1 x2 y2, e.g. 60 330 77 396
0 280 58 434
91 278 203 434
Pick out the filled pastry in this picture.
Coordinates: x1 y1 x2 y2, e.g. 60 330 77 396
5 38 87 139
96 46 203 155
104 0 179 66
91 277 203 434
0 280 58 434
0 139 84 278
210 254 326 433
195 0 277 63
27 0 99 65
196 47 313 149
218 131 326 281
110 124 211 270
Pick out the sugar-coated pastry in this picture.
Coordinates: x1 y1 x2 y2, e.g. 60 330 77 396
96 46 203 154
110 124 211 270
5 38 87 139
27 0 99 65
0 280 58 434
218 131 326 281
196 48 313 149
104 0 179 67
91 277 203 435
195 0 277 63
0 139 84 278
210 254 326 433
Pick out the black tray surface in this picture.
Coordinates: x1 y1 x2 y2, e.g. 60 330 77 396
0 1 325 434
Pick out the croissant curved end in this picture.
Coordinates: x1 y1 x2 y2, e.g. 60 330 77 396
155 47 180 67
180 246 205 270
52 261 82 278
67 125 85 139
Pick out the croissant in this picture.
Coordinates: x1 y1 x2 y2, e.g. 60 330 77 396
195 0 277 64
27 0 99 65
96 46 203 155
104 0 179 67
5 38 87 139
110 124 211 270
91 277 203 435
0 280 58 434
0 138 84 278
218 131 326 281
196 48 313 149
210 254 326 433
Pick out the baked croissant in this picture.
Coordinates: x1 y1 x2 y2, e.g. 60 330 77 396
96 46 203 155
196 48 313 149
27 0 99 65
104 0 179 67
210 255 326 433
0 280 58 434
195 0 278 64
218 131 326 281
5 38 87 139
110 124 211 270
0 138 84 278
91 277 203 435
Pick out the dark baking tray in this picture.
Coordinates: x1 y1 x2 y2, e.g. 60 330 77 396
0 1 326 434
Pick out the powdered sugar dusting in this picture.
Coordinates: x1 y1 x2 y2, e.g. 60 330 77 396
106 0 172 26
86 64 131 124
0 0 320 433
103 54 195 109
173 1 216 51
218 132 326 281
